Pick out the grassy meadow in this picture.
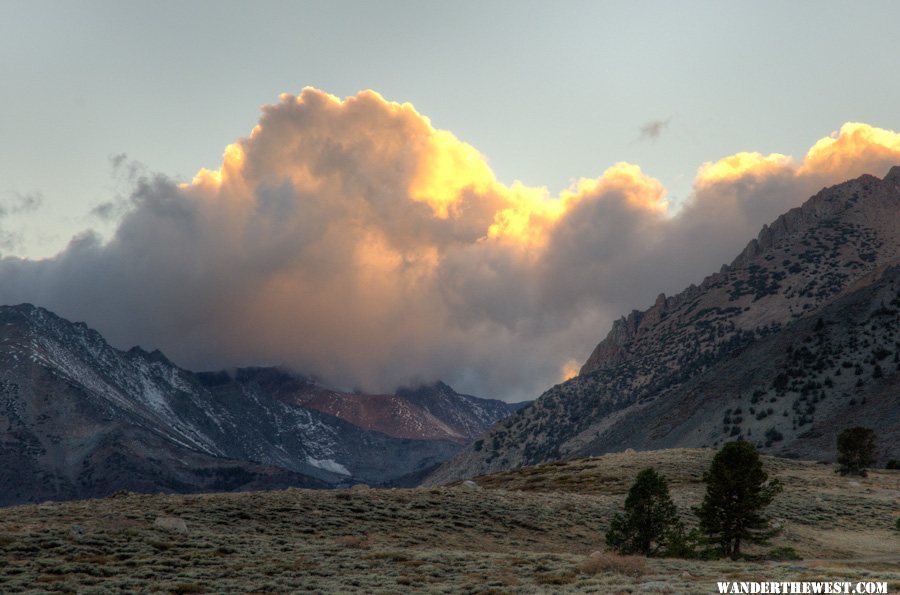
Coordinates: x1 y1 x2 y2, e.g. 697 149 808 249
0 449 897 593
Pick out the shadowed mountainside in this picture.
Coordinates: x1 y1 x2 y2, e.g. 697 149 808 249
0 306 519 505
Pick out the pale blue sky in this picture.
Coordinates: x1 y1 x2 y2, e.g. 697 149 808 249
2 0 899 257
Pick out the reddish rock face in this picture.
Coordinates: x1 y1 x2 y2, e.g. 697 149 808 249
279 390 465 442
271 380 525 443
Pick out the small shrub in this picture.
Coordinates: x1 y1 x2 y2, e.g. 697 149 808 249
766 546 802 561
886 460 900 470
334 535 370 549
534 571 576 585
171 584 205 594
577 552 646 577
765 427 784 443
663 527 705 559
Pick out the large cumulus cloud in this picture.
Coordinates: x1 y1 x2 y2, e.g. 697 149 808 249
1 89 898 401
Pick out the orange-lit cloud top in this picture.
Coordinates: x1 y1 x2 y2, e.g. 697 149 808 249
187 88 669 252
1 88 899 401
696 152 793 186
698 122 900 188
800 122 900 179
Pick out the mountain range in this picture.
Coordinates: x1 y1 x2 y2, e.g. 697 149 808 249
2 168 898 503
0 306 523 506
426 167 900 484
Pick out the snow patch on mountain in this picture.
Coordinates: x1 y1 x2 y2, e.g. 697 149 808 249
307 457 351 476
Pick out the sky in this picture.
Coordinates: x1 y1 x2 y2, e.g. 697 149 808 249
1 1 900 400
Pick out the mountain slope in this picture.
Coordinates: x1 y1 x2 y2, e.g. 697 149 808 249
394 381 528 440
235 372 524 443
0 305 495 504
426 168 900 485
0 306 329 506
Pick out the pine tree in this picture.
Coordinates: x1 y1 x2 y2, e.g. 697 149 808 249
696 441 782 560
605 467 684 556
836 427 877 476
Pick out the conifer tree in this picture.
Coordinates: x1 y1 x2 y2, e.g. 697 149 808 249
606 467 683 556
696 441 781 560
836 426 877 476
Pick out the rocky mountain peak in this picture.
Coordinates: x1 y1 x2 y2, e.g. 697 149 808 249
0 302 51 327
882 165 900 184
395 380 455 400
581 168 900 376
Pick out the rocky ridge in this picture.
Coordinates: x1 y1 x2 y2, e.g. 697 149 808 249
242 373 524 443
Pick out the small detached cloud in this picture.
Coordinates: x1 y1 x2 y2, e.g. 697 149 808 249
0 89 898 401
0 191 44 217
639 118 671 141
92 154 150 221
0 191 44 254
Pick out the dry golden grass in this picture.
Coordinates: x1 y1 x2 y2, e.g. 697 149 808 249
0 448 896 593
577 552 647 577
468 448 900 561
